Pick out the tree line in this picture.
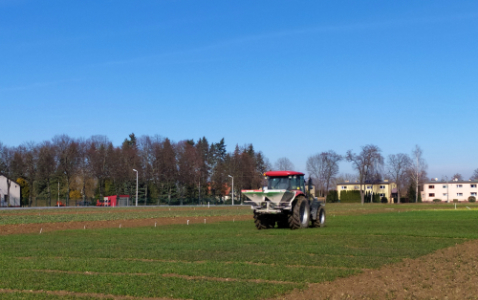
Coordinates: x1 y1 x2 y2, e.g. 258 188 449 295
306 144 478 204
0 134 269 206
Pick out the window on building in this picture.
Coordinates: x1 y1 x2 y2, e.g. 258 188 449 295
471 184 477 188
366 186 371 189
457 185 463 188
341 186 347 190
354 186 359 189
429 193 435 197
443 193 447 196
428 185 435 189
471 192 477 196
379 193 385 197
379 185 385 189
457 193 463 196
442 185 447 189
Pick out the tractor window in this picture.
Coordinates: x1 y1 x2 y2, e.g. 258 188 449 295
268 177 290 190
290 176 300 190
300 176 305 192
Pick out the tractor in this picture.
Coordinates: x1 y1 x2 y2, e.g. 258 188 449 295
242 171 325 230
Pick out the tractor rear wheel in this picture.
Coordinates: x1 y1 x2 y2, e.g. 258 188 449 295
254 213 274 230
312 206 326 228
288 196 310 229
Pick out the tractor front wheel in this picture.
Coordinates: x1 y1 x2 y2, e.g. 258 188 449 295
312 206 326 228
288 196 310 229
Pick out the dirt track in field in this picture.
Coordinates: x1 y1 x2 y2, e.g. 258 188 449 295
0 214 252 235
270 239 478 300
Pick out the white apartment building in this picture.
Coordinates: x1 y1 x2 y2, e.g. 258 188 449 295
0 174 21 207
421 179 478 202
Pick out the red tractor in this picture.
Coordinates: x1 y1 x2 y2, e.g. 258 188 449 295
242 171 325 230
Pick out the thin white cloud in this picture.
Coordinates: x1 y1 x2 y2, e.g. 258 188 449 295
96 12 478 67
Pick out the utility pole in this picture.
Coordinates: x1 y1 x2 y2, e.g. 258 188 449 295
228 175 234 206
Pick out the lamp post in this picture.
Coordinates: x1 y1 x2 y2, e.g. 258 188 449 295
133 169 138 207
228 175 234 206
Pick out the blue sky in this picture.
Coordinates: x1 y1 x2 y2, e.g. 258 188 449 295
1 0 477 178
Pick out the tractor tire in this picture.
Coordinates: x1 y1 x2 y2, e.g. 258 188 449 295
254 213 273 230
312 206 326 228
277 216 289 228
288 196 310 229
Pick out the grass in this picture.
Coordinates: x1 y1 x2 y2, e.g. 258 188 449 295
1 202 477 226
1 205 478 299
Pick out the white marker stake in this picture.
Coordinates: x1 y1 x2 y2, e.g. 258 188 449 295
233 218 235 222
455 203 457 210
208 202 210 208
40 228 42 234
119 224 122 228
204 219 206 224
187 220 189 225
155 222 157 228
467 206 471 210
84 225 86 230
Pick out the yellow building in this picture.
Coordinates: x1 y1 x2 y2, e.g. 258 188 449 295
336 180 397 203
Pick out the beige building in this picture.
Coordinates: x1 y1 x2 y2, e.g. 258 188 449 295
336 180 397 203
421 179 478 202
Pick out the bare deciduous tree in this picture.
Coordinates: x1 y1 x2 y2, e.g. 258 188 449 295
451 173 463 181
274 157 294 171
336 173 358 183
53 135 79 206
387 153 411 204
346 145 384 204
306 151 342 200
37 141 56 206
408 145 428 203
471 169 478 180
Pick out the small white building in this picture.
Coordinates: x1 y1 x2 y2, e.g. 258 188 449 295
421 179 478 202
0 175 21 207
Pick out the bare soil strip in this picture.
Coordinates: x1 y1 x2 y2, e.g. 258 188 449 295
0 214 252 235
270 239 478 300
29 269 298 285
0 288 183 300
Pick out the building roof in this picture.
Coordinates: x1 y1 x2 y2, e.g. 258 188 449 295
0 174 20 187
265 171 304 177
336 181 394 185
424 180 478 184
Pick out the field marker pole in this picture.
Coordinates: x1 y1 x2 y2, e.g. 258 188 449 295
133 169 138 207
187 220 189 225
40 228 42 234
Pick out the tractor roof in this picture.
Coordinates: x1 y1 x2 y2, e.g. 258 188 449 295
264 171 304 177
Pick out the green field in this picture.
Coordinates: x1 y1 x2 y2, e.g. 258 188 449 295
0 206 251 226
1 202 476 226
1 205 478 299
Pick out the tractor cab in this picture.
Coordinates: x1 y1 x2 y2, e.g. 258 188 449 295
263 171 306 193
